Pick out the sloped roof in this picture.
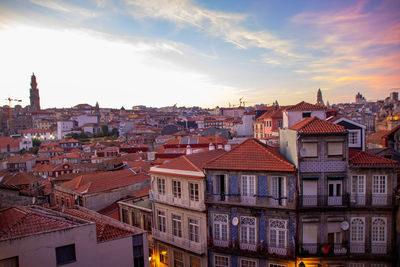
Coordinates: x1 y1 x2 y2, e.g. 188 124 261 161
366 130 390 145
59 169 149 195
205 138 294 172
151 149 226 178
285 101 326 111
1 171 42 186
0 137 20 150
349 149 400 168
63 206 137 242
0 206 84 241
291 116 346 134
7 154 36 164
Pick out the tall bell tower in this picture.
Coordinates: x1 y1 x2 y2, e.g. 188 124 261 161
29 73 41 111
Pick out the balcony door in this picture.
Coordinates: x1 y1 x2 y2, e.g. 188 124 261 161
302 180 317 206
351 175 365 205
302 223 318 254
214 175 227 201
328 180 342 206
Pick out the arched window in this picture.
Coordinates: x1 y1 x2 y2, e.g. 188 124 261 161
351 218 364 242
372 218 386 242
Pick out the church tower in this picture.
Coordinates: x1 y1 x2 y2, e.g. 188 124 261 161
29 73 41 111
316 88 325 106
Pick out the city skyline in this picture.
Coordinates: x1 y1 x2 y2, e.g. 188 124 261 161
0 0 399 109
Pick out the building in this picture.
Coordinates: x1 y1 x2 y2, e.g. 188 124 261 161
54 169 150 211
6 154 36 172
328 117 366 151
29 73 40 111
283 101 326 129
0 205 149 267
205 138 297 267
316 88 325 106
22 129 54 142
150 149 226 267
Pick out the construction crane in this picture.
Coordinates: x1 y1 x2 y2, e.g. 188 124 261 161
5 97 22 134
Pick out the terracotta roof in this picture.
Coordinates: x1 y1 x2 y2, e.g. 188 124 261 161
98 202 120 220
59 169 149 195
205 138 295 172
60 138 80 143
7 154 36 164
0 206 84 241
63 206 137 242
349 149 400 168
152 150 226 177
1 171 42 186
0 137 20 150
290 116 347 134
285 101 326 111
366 130 390 145
132 186 150 197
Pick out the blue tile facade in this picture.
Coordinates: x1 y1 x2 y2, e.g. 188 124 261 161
206 174 213 193
229 174 239 196
288 176 295 203
258 175 268 197
230 209 238 240
289 214 296 248
259 213 267 243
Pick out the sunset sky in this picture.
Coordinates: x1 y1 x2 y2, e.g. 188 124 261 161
0 0 399 109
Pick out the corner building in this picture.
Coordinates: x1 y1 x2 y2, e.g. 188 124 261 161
205 138 297 267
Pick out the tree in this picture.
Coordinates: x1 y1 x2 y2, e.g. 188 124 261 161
32 138 41 148
111 128 119 137
101 125 109 136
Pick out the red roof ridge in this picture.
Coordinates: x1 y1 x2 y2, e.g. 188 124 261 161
182 155 204 173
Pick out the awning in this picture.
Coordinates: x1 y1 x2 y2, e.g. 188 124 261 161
302 175 319 180
327 174 345 179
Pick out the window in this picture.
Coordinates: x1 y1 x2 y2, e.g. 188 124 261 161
0 256 18 267
172 214 182 238
373 175 386 194
349 264 364 267
269 219 287 250
271 177 285 206
372 218 386 242
190 256 201 267
241 175 255 197
159 245 168 265
133 211 141 227
189 218 199 242
158 178 165 195
66 198 70 208
351 175 365 195
240 216 256 245
269 264 286 267
173 180 182 198
173 251 183 267
214 255 229 267
301 142 317 157
240 259 257 267
327 142 343 156
189 183 199 201
213 214 228 241
350 217 365 242
56 195 59 206
348 130 360 146
133 245 144 267
302 112 311 118
122 209 129 224
214 175 227 201
277 120 282 127
158 210 166 232
56 244 76 265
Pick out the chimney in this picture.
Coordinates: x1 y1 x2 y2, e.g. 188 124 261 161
209 143 215 151
224 144 231 151
217 144 223 149
186 145 192 155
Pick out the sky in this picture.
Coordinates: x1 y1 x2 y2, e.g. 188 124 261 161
0 0 399 109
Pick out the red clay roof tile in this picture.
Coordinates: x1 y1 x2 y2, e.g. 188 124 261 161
285 101 326 111
290 116 346 134
349 149 400 167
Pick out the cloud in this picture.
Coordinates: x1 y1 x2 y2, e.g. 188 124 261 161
122 0 295 58
28 0 97 17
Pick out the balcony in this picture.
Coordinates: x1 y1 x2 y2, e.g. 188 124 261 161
152 228 207 255
150 190 206 211
299 241 392 258
209 239 295 259
299 194 394 209
205 193 290 209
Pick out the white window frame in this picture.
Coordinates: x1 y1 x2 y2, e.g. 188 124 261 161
189 182 199 201
269 219 287 249
240 216 257 245
240 258 257 267
172 214 182 238
371 217 386 243
372 175 387 194
350 217 365 242
271 176 286 206
157 177 165 195
348 129 361 147
173 180 182 199
189 218 200 243
241 175 256 197
214 254 230 267
158 210 166 232
213 214 229 241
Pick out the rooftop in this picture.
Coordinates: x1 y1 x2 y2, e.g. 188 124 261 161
205 138 294 172
285 101 326 111
349 149 400 168
290 116 347 134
